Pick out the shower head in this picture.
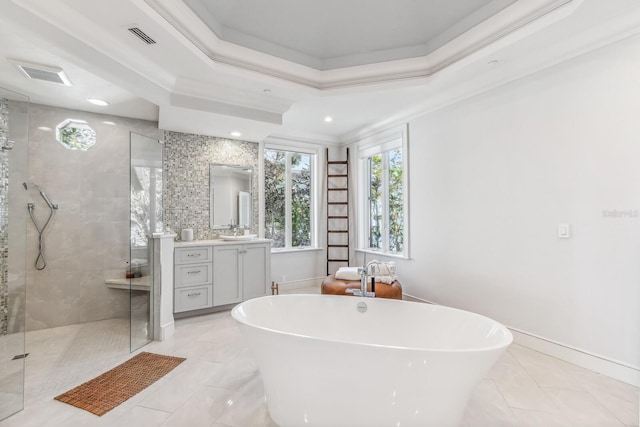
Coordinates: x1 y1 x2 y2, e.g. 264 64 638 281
23 181 43 193
23 182 58 210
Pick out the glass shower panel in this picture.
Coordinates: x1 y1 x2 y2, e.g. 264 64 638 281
0 88 29 421
129 132 162 352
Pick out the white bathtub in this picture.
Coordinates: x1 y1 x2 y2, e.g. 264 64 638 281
231 294 512 427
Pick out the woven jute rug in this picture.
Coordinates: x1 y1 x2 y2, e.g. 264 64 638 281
54 351 186 416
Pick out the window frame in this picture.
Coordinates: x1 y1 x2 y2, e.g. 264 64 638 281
357 124 409 259
263 143 319 251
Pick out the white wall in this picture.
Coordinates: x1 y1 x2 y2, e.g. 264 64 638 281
394 34 640 378
271 249 326 290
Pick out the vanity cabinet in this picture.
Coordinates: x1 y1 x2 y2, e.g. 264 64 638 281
174 240 271 314
213 242 270 306
173 246 213 313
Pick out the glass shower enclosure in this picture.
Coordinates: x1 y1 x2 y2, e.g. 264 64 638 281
129 132 162 351
0 88 29 421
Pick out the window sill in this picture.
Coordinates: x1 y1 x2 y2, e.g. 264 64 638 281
271 247 323 254
355 248 410 260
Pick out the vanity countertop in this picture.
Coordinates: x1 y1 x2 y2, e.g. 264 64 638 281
175 238 272 247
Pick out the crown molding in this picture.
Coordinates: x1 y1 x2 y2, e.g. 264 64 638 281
144 0 579 91
340 1 640 146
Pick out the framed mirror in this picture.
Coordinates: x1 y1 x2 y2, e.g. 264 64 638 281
209 164 253 229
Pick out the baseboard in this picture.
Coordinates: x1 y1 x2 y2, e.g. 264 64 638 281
157 321 174 341
510 328 640 387
401 293 640 386
402 293 435 304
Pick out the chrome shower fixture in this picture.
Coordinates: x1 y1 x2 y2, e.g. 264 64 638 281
23 182 59 270
23 181 58 210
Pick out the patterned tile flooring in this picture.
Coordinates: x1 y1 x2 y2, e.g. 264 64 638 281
0 286 637 426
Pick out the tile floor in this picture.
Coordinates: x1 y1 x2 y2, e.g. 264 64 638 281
0 287 638 427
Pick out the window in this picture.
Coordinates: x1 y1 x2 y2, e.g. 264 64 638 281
264 148 315 249
359 126 408 257
56 119 96 150
130 164 163 247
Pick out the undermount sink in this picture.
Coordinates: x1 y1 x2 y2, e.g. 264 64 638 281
220 234 258 241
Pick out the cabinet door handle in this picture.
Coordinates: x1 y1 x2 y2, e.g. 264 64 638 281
187 270 202 274
187 292 202 297
187 253 201 257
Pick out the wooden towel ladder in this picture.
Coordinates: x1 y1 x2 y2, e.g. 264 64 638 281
326 148 350 275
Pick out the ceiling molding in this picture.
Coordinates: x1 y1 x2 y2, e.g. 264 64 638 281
264 131 343 148
340 1 640 146
159 104 281 142
144 0 580 91
172 77 294 114
182 0 517 71
170 93 282 125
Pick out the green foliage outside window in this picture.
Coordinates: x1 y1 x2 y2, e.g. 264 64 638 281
55 119 96 151
369 154 382 249
388 149 404 253
130 166 163 247
264 151 286 247
367 148 403 254
265 149 312 248
291 153 312 247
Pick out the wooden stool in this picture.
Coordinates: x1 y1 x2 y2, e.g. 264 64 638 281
321 274 402 300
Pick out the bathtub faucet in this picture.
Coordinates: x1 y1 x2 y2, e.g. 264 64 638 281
346 265 375 298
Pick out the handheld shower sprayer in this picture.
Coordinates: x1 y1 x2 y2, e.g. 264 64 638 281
23 182 59 270
23 182 58 210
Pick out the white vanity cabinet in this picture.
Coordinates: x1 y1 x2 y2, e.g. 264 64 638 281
212 242 270 306
173 246 213 313
174 239 271 315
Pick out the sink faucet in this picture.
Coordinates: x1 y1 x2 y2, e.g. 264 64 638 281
229 219 238 236
346 264 375 297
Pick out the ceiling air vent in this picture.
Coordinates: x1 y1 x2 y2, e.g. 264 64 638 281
128 27 156 45
10 60 72 86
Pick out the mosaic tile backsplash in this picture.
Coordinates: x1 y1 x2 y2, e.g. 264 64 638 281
0 98 8 335
164 131 259 241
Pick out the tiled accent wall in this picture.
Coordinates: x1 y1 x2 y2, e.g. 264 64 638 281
0 98 8 335
164 131 259 241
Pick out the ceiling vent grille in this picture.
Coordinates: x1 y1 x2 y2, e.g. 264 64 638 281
128 27 156 45
9 60 72 86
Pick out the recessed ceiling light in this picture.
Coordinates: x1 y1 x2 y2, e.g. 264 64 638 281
488 60 499 66
324 116 333 123
230 131 242 137
87 98 109 106
102 121 117 126
263 89 271 95
37 126 52 131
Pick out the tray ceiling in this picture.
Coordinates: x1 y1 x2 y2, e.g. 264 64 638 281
183 0 516 70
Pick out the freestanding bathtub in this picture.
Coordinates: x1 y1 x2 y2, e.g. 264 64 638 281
231 294 512 427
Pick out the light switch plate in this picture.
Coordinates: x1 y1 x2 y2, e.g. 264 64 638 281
558 223 570 239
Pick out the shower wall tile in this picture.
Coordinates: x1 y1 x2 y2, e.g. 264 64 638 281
26 104 161 331
0 98 8 335
6 100 29 335
163 131 259 241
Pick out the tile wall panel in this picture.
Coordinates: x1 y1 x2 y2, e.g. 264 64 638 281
0 98 8 335
163 131 259 241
